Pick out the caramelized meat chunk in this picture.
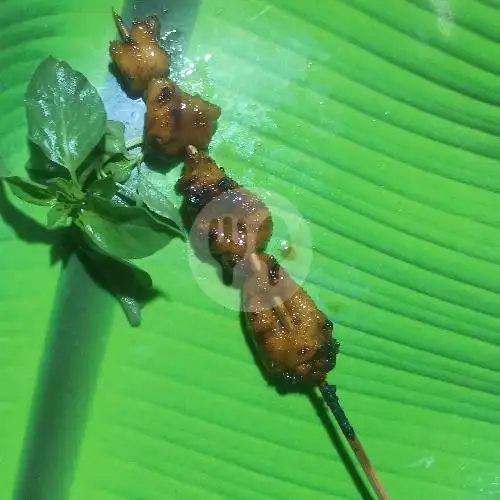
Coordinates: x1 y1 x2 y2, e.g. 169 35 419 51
179 150 272 264
243 254 337 384
146 78 221 156
110 14 171 94
178 148 226 199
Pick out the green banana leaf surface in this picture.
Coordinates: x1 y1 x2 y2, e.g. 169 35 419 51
1 0 500 499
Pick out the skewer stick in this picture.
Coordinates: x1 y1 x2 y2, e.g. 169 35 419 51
272 296 294 330
249 252 262 273
186 145 389 499
113 9 130 40
319 383 390 500
248 253 293 330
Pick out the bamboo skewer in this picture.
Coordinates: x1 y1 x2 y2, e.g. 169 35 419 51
186 145 389 499
248 253 293 330
319 383 390 500
113 10 131 40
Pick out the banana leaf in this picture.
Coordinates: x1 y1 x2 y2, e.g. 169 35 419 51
1 0 499 499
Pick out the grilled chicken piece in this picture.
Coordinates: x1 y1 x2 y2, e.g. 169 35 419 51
110 14 171 95
146 78 221 156
243 253 338 384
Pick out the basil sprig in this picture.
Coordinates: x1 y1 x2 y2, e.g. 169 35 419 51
0 57 186 326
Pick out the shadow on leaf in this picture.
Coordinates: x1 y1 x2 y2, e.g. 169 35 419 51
0 181 60 247
25 141 69 184
78 245 164 327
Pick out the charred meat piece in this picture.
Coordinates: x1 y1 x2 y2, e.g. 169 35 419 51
178 149 272 265
243 253 337 384
110 14 171 94
146 78 221 157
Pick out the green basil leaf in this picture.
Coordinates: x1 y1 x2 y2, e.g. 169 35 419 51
25 143 69 184
2 176 56 206
104 156 136 183
137 169 184 231
112 189 136 207
78 245 159 327
25 56 107 172
46 203 72 228
146 210 186 239
118 296 143 327
76 196 177 259
47 178 84 203
88 177 118 199
100 121 126 157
